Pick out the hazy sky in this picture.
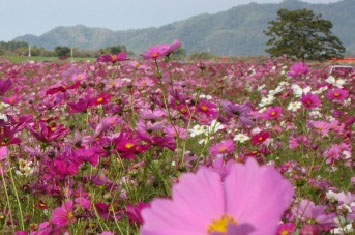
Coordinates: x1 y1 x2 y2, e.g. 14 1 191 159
0 0 340 41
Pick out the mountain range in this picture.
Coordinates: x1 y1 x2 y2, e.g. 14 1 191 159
14 0 355 56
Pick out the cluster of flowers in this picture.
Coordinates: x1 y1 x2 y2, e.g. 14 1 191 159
0 41 353 235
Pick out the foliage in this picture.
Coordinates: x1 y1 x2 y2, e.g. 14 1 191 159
55 46 71 58
0 40 28 51
264 8 346 60
108 45 127 54
188 51 215 60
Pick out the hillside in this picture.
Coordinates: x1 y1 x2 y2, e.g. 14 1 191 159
14 0 355 56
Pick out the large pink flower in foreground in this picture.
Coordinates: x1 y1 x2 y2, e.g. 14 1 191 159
141 158 294 235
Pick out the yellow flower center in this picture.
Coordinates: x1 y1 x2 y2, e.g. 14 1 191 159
125 143 134 149
180 107 187 113
219 146 226 152
333 92 340 97
111 55 117 61
50 127 56 131
67 211 74 219
258 137 264 142
201 106 208 111
97 97 103 103
207 215 237 234
270 111 276 116
281 230 290 235
152 53 158 58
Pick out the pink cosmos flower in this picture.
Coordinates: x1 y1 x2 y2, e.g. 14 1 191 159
262 106 282 120
287 62 309 78
300 93 321 110
141 158 294 235
3 94 21 106
75 197 90 210
50 200 76 227
141 45 170 60
325 88 349 100
307 120 331 136
198 99 218 118
299 225 320 235
165 125 187 139
209 140 235 156
294 200 336 229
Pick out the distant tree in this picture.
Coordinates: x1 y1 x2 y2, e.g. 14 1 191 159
109 45 127 54
264 8 345 61
55 47 70 58
0 40 28 51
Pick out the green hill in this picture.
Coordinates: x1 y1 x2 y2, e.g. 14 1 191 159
14 0 355 56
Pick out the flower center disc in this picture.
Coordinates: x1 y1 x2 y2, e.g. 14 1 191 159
207 214 237 234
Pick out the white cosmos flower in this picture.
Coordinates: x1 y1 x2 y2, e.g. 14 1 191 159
325 76 346 88
287 101 302 112
233 134 250 143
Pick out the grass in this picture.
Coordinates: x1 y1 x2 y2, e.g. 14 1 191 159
0 56 95 63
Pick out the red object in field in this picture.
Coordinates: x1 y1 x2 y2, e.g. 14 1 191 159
329 58 355 63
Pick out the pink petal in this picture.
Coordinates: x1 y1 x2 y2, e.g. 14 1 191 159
141 168 224 235
224 158 294 234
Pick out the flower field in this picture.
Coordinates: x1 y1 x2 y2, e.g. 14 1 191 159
0 44 354 235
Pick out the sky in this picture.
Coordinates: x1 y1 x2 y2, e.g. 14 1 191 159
0 0 341 41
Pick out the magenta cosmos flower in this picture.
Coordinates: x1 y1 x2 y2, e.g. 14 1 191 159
325 88 349 100
141 158 294 235
287 62 309 78
300 93 321 110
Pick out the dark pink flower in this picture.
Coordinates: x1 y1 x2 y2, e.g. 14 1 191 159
27 121 69 143
125 202 151 225
301 93 321 110
0 79 11 96
276 223 295 235
67 97 90 113
251 131 270 146
89 93 111 107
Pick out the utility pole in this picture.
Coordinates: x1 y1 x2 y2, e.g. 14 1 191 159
70 48 73 62
28 45 31 57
